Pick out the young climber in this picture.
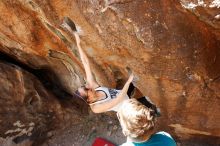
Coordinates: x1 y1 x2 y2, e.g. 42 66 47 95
73 32 135 113
118 98 176 146
61 17 160 114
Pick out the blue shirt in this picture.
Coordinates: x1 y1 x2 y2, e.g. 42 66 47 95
121 131 176 146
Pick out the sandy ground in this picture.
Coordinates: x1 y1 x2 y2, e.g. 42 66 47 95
43 111 126 146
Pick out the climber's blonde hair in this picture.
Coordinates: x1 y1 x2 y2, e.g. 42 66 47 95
118 98 156 138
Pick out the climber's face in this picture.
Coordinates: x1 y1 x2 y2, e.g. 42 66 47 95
75 86 97 104
77 86 89 98
74 86 90 103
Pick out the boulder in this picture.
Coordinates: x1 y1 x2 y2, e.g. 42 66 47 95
0 0 219 145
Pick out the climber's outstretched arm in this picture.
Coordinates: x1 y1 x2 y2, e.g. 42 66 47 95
90 74 134 113
74 33 99 88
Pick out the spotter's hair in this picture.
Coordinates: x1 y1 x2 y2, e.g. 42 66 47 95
118 98 156 138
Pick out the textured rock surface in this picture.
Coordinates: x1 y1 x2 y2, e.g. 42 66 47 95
0 61 68 145
0 60 124 146
0 0 220 145
180 0 220 30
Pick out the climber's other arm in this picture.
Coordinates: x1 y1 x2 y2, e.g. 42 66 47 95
74 33 99 88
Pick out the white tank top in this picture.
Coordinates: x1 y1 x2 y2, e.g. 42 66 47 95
89 86 129 112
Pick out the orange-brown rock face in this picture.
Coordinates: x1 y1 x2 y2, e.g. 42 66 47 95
0 0 219 145
0 61 83 145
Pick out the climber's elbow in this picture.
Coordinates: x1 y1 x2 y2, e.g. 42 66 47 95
91 107 100 113
90 105 107 113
